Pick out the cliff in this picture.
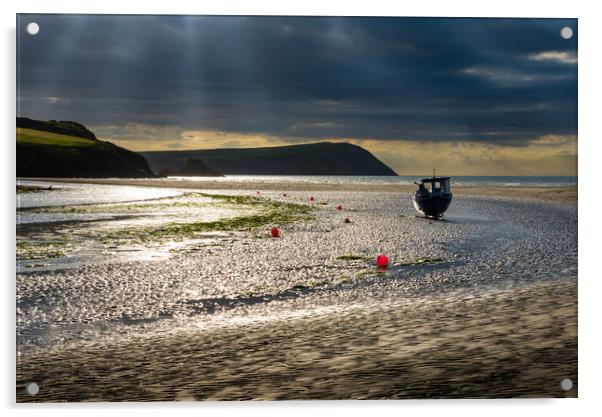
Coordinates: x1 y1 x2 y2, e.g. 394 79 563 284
17 118 156 178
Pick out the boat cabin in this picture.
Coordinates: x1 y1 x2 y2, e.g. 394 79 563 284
418 176 451 194
413 175 453 218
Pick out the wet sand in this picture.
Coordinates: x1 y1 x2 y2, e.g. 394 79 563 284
16 179 578 401
19 177 577 204
17 279 576 401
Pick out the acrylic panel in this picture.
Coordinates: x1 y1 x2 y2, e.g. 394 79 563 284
16 14 578 401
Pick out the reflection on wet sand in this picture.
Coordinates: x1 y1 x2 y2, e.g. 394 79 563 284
17 280 576 401
16 180 577 401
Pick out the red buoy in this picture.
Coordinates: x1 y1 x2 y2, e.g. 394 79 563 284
336 205 343 211
376 254 389 267
310 196 315 202
271 227 280 238
283 193 288 197
344 217 351 223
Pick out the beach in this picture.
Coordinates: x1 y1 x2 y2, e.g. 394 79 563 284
16 178 578 401
17 280 576 401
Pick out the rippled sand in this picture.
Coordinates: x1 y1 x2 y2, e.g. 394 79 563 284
16 181 578 401
17 280 576 401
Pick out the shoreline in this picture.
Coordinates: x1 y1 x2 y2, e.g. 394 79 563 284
18 177 577 204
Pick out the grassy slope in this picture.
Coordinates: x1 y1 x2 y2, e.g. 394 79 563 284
17 128 97 147
17 128 155 178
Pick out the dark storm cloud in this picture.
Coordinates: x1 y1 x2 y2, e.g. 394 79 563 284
17 15 577 145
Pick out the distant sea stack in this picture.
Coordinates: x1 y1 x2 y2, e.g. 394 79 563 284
158 158 223 177
142 142 397 176
17 117 156 178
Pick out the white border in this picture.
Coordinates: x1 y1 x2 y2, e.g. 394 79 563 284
3 1 601 416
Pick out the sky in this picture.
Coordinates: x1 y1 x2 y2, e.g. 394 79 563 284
17 15 577 175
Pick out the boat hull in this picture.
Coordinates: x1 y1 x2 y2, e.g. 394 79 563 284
412 193 453 218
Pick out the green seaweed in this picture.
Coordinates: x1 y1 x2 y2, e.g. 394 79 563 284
21 192 312 216
17 186 45 194
336 270 379 284
289 279 330 291
336 255 369 261
337 274 354 284
336 254 445 266
17 192 314 259
394 257 445 266
22 194 212 213
99 193 313 244
16 241 69 260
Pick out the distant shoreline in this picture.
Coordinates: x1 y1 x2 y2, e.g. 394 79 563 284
18 177 577 205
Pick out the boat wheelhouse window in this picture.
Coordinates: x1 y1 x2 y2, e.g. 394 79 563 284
441 179 450 193
420 177 451 193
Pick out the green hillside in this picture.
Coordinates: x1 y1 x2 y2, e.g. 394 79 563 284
142 142 397 176
17 122 156 178
17 128 97 147
17 117 98 141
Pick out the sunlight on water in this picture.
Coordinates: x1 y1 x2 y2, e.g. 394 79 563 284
15 180 577 362
17 180 183 209
164 175 577 187
16 182 259 273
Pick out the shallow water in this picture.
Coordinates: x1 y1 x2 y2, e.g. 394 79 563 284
16 182 577 354
17 180 183 210
16 182 259 273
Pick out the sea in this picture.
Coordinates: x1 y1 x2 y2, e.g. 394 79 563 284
164 175 578 187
